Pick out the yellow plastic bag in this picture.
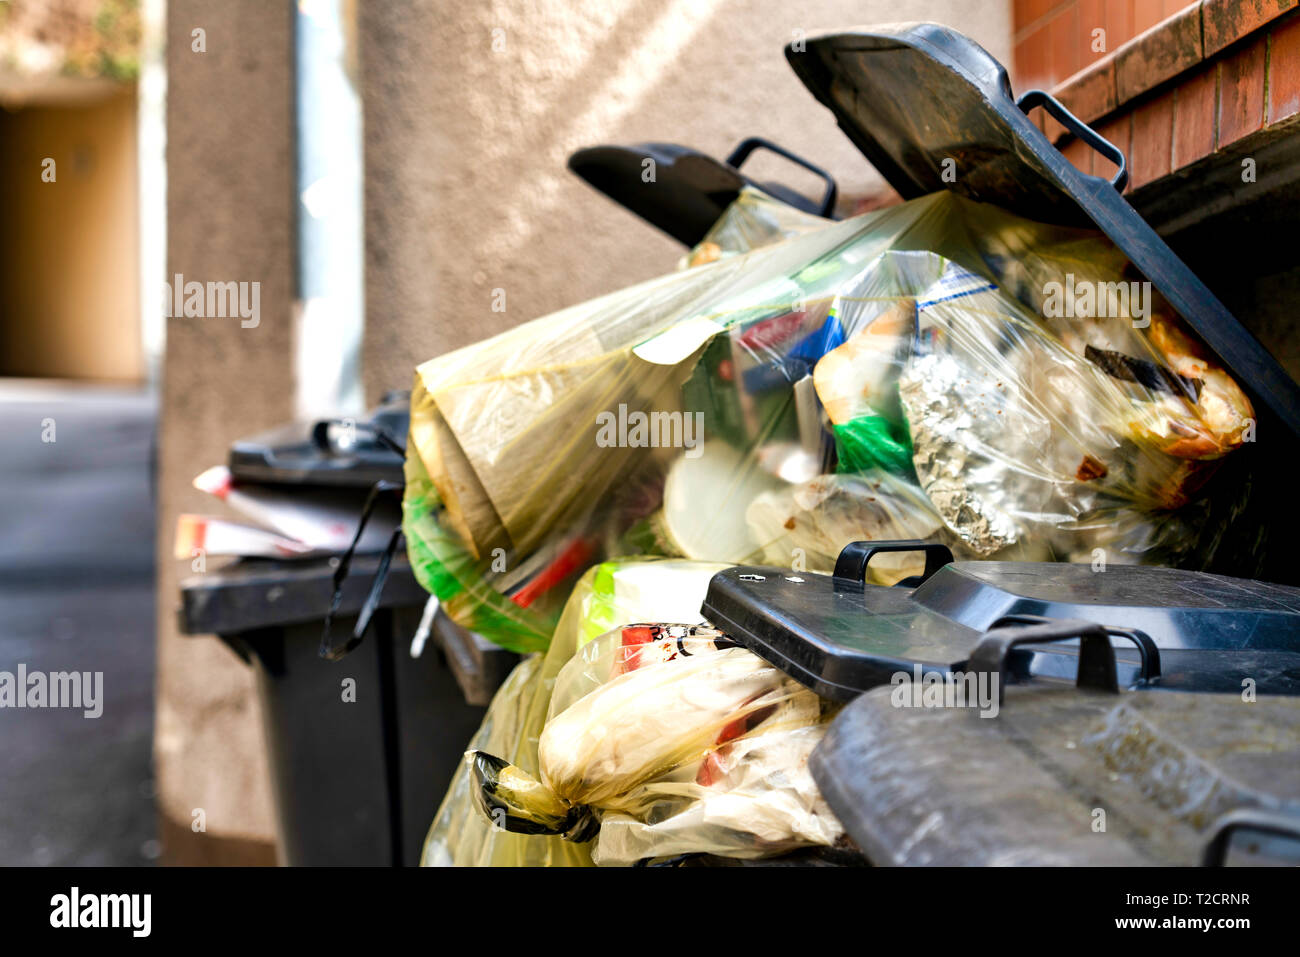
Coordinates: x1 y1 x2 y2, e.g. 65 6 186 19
470 623 842 866
421 558 728 866
406 191 1258 653
682 186 832 268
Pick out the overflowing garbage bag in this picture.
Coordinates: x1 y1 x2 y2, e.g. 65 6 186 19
470 622 842 866
422 558 730 867
404 190 1256 655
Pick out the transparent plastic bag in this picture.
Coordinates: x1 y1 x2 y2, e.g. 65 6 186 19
745 471 942 580
405 190 1257 651
894 253 1250 560
469 622 843 866
404 195 924 648
421 558 727 867
681 186 832 269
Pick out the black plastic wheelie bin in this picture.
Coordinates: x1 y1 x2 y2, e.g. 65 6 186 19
178 393 515 865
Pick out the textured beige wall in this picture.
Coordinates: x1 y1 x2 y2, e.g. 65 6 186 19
159 0 1011 860
360 0 1011 395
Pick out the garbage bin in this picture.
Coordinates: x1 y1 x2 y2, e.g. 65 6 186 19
810 628 1300 866
703 540 1300 865
703 539 1300 702
177 395 515 865
405 23 1300 866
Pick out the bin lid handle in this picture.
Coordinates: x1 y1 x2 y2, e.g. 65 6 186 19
966 613 1161 701
832 540 954 592
1016 89 1128 192
310 418 405 457
725 136 839 217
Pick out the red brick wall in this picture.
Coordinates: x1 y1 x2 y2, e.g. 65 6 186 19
1014 1 1196 90
1016 0 1300 191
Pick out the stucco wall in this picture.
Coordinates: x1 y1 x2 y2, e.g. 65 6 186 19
360 0 1013 395
158 0 1011 861
157 0 293 861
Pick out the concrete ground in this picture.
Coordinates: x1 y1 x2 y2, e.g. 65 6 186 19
0 381 157 866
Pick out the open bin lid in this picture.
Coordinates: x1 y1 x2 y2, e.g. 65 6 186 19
786 22 1300 440
568 139 837 246
701 541 1300 702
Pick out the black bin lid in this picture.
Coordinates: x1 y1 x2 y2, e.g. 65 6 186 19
810 676 1300 865
228 391 408 488
702 541 1300 701
569 143 747 247
568 139 837 247
786 23 1300 440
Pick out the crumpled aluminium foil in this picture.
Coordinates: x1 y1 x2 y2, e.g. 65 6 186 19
900 352 1046 555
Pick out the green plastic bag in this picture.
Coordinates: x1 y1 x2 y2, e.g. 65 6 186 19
832 415 913 476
